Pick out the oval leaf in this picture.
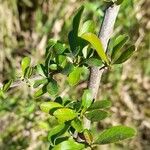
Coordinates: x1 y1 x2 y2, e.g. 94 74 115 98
40 102 63 113
53 108 77 123
68 67 82 86
95 125 136 144
47 79 59 96
87 100 112 111
21 57 31 73
85 110 109 122
82 89 93 110
81 33 109 64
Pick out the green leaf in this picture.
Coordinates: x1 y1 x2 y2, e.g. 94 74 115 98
83 129 93 144
40 102 63 113
71 118 83 133
33 78 48 88
53 42 66 55
36 64 47 77
49 64 58 70
85 58 102 67
2 79 13 92
24 66 33 78
79 20 95 35
34 85 47 98
82 89 93 110
87 100 112 111
95 125 136 145
47 79 59 96
21 57 31 73
85 110 109 122
111 34 129 62
81 33 109 64
68 67 82 86
68 6 88 56
62 63 74 75
113 45 135 64
52 139 85 150
72 6 84 35
48 124 69 144
53 108 77 123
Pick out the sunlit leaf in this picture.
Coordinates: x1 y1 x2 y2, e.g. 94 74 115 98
53 108 77 123
81 33 109 64
21 57 31 73
68 67 82 86
82 89 93 110
95 126 136 144
40 101 63 113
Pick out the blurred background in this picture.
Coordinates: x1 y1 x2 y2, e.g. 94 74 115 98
0 0 149 149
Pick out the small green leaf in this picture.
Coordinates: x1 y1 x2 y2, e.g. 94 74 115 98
53 108 77 123
71 118 83 133
81 33 109 64
95 125 136 144
40 102 63 113
111 34 129 62
34 85 47 98
47 79 59 96
52 139 85 150
85 110 109 122
72 6 84 35
68 67 82 86
49 64 58 70
48 124 69 144
2 79 13 92
33 78 48 88
82 89 93 110
62 63 74 75
83 129 93 144
53 42 66 54
79 20 95 35
24 66 33 78
87 100 112 111
113 45 135 64
21 57 31 73
36 64 47 77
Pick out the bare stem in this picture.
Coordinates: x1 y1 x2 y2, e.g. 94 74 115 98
84 4 120 129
